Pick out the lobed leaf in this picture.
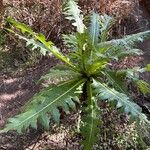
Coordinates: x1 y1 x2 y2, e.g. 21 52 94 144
64 0 85 33
6 17 34 34
17 33 49 56
146 64 150 71
1 78 85 133
81 81 100 150
103 70 128 94
7 18 78 71
90 12 100 45
97 30 150 50
96 47 143 61
81 102 100 150
99 14 114 42
92 79 150 124
136 80 150 95
62 34 77 50
38 68 81 83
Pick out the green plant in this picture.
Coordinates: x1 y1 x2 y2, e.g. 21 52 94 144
1 0 150 149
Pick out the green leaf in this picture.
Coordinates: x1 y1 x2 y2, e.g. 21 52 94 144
34 34 77 71
113 68 150 95
7 17 34 34
7 18 78 71
81 81 100 150
96 47 143 61
109 48 143 60
146 64 150 71
81 102 100 150
97 30 150 49
99 14 114 42
64 0 85 33
96 30 150 61
118 49 143 57
38 68 81 83
51 108 60 123
136 80 150 95
1 78 85 133
90 12 100 45
17 33 49 56
62 34 77 50
103 70 128 94
118 67 145 81
86 59 107 75
38 113 50 130
92 79 149 123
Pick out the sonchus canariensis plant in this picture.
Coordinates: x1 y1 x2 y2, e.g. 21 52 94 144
1 0 150 149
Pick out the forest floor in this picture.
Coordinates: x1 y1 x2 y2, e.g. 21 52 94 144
0 1 150 149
